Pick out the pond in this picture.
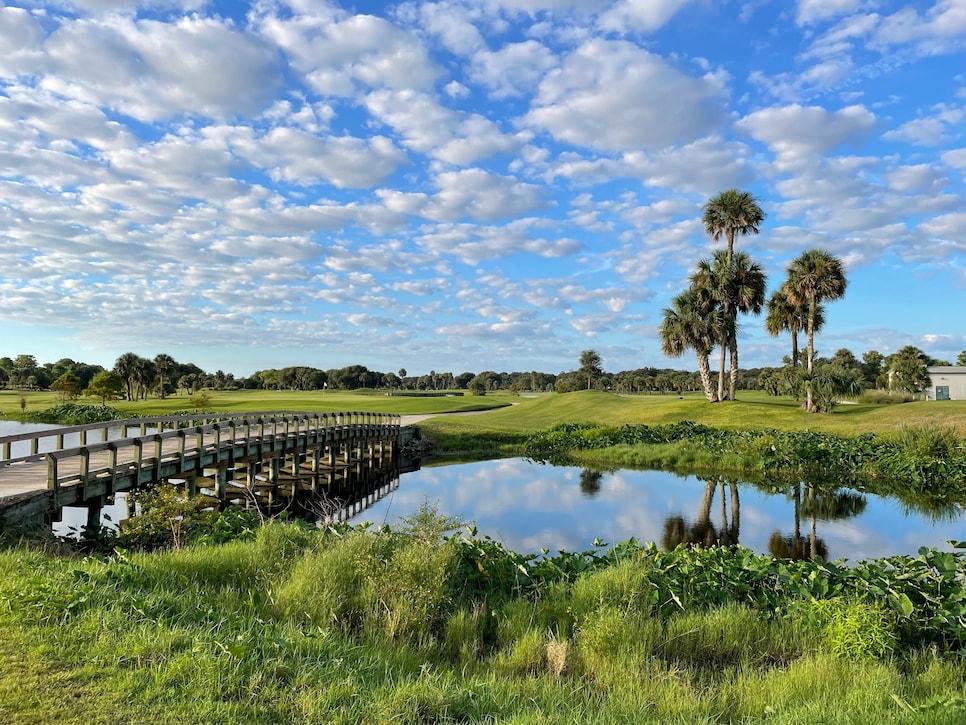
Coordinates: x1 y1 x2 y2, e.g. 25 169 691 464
343 458 965 561
4 412 958 560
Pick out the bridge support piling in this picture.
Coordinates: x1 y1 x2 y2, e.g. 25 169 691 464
86 496 103 530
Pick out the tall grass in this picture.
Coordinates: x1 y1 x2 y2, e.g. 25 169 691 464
2 520 965 723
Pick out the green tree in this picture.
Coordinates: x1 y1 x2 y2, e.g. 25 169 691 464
83 371 126 404
861 350 884 386
702 189 766 401
578 349 603 390
887 346 930 393
784 249 848 412
114 352 143 401
51 371 84 402
10 354 40 389
659 288 720 402
153 353 176 399
957 351 966 367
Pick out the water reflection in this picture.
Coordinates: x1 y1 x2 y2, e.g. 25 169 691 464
350 458 966 561
579 469 603 497
663 477 741 549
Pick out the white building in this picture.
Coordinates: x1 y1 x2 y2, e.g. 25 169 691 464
926 367 966 400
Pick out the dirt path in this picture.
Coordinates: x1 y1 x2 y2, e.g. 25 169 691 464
399 408 500 426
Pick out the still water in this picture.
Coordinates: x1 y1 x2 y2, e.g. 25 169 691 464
346 458 965 561
4 416 961 560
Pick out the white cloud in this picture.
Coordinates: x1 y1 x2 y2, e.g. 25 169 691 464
229 127 408 188
422 168 546 222
526 39 728 152
737 104 876 169
470 40 557 99
795 0 866 26
0 5 44 77
872 1 966 53
42 15 283 121
886 164 947 194
257 9 439 96
366 89 525 165
883 106 963 146
599 0 697 33
942 148 966 176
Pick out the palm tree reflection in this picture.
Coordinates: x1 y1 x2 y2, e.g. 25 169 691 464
768 480 867 560
663 477 741 549
579 469 603 497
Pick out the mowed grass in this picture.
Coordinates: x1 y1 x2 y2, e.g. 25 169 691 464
417 389 966 441
0 388 510 419
6 387 965 442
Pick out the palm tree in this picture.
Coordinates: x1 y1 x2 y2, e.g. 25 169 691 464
784 249 848 412
725 252 767 399
659 288 721 402
154 353 176 399
134 357 155 400
764 286 824 369
113 352 141 401
579 349 603 391
702 190 766 401
690 251 765 401
703 189 766 267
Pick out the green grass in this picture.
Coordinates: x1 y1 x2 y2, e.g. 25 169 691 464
7 388 966 437
417 389 966 436
2 525 965 723
0 388 510 419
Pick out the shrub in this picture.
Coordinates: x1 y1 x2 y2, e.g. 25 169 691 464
800 598 897 660
858 389 914 404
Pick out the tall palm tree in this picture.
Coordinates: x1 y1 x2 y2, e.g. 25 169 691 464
702 189 766 267
702 190 766 401
690 251 765 401
784 249 848 412
659 287 721 402
726 252 767 399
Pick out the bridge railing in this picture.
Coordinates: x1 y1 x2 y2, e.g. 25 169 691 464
40 412 400 494
1 411 401 468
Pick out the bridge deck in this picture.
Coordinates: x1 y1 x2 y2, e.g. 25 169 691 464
0 411 403 527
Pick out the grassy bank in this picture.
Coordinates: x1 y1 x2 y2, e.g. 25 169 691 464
8 388 966 435
0 388 510 420
2 521 965 724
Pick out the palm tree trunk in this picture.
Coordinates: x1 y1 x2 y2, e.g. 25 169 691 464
717 329 727 402
791 328 799 369
728 328 739 401
719 481 727 543
695 352 717 402
698 481 715 528
805 300 816 412
729 481 740 543
808 483 818 560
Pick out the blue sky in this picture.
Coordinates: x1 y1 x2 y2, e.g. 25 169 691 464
1 0 964 377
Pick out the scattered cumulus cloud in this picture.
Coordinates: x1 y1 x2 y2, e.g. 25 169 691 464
0 0 964 374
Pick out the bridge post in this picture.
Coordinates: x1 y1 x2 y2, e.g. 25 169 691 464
86 496 103 531
46 453 59 493
215 465 227 504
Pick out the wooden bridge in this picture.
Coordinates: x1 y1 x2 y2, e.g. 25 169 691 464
0 411 414 531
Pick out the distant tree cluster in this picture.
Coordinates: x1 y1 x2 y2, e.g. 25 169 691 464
1 338 960 406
